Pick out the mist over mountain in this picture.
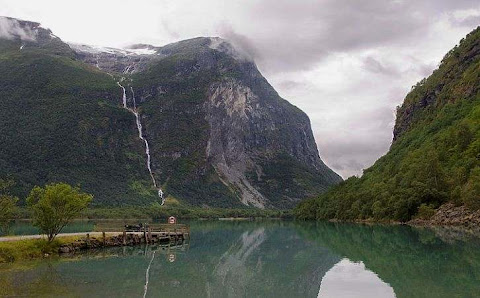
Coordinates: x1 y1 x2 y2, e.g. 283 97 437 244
0 16 341 209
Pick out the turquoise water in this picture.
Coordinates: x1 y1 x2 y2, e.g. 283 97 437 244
1 221 480 297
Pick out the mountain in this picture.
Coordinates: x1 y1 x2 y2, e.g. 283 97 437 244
0 17 341 209
295 26 480 221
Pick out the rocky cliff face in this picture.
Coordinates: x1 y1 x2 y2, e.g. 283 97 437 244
204 77 337 208
1 17 341 208
121 37 341 208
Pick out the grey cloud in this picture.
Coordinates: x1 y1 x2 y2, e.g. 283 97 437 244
315 105 396 178
0 16 37 41
319 135 392 178
452 15 480 28
161 19 180 39
362 57 399 77
217 23 258 62
277 80 309 90
216 0 480 73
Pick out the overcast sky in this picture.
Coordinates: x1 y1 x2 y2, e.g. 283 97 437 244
1 0 479 178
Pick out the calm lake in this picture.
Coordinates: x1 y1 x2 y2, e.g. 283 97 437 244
1 221 480 297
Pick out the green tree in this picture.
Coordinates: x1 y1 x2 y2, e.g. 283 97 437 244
462 167 480 210
26 183 93 242
456 123 473 151
0 179 18 233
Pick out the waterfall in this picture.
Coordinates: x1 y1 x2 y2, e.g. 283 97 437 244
116 81 165 205
116 82 127 108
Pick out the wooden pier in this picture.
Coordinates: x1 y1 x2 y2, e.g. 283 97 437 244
93 223 190 245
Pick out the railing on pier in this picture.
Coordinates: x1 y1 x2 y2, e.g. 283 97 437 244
93 223 190 237
89 222 189 246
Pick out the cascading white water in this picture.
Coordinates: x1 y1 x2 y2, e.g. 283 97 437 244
95 55 100 69
94 59 164 205
116 81 165 205
117 82 127 108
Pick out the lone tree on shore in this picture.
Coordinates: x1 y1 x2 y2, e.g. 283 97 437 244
27 183 93 242
0 179 18 233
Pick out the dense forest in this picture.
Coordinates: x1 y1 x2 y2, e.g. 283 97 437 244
295 27 480 222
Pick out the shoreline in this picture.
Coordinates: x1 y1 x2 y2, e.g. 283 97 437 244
323 203 480 228
0 231 187 263
2 217 479 264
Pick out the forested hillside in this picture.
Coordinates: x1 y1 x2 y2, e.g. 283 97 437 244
295 27 480 221
0 28 158 206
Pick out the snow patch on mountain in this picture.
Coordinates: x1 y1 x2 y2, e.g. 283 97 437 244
68 43 157 56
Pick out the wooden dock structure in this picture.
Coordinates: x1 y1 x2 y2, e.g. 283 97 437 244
93 223 190 245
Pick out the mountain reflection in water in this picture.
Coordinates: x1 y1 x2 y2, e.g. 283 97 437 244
318 259 395 298
0 221 480 298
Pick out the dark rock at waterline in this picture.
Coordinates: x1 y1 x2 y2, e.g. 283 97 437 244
410 203 480 227
58 234 183 254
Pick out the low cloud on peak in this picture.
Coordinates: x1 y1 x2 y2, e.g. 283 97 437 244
1 0 479 177
0 16 38 41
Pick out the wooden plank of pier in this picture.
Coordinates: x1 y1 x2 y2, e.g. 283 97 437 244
93 223 190 243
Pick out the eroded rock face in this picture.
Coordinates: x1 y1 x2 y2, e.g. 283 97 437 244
204 76 342 208
205 79 269 208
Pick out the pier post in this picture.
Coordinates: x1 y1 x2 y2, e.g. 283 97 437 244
143 226 147 244
123 231 127 245
102 231 106 246
86 233 90 247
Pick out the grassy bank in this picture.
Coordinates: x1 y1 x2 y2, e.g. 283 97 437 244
0 236 81 263
85 206 292 220
15 206 292 221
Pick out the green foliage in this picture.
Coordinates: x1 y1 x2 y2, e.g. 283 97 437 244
295 26 480 222
81 205 291 220
0 179 18 232
0 236 81 263
26 183 92 242
461 166 480 209
0 38 159 206
416 204 436 220
248 153 332 209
